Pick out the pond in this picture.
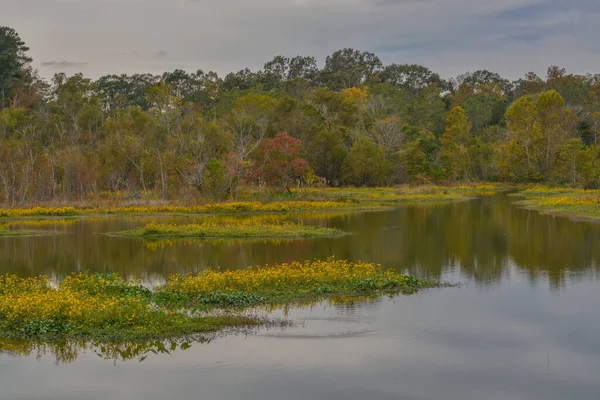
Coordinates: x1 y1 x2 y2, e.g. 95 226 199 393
1 193 600 400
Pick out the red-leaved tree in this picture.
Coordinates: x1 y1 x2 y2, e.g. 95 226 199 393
251 133 310 191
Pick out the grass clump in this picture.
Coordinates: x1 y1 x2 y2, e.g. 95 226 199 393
113 221 345 239
0 259 435 342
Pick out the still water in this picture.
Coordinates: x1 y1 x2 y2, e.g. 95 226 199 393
1 194 599 399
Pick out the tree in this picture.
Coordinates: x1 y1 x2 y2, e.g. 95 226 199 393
381 64 446 96
306 128 348 186
454 70 512 96
499 97 543 181
48 73 103 141
321 48 383 90
370 116 405 157
261 55 290 90
251 133 309 191
395 130 442 183
554 139 597 186
0 27 33 107
536 90 575 177
591 112 600 147
222 69 260 91
439 107 472 180
226 94 275 162
341 137 387 186
405 84 446 136
94 73 159 111
202 158 229 200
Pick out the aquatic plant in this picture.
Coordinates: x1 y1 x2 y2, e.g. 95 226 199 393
0 273 256 341
113 221 345 239
0 259 435 341
157 258 432 308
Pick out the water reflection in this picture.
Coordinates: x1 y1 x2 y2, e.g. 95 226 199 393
0 336 204 365
2 196 600 399
0 194 599 289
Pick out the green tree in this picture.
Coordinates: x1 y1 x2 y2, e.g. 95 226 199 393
536 90 575 177
381 64 447 96
341 137 387 186
405 84 446 136
321 48 383 90
0 27 33 107
499 97 543 181
554 139 597 186
306 128 348 185
439 106 472 180
395 130 442 183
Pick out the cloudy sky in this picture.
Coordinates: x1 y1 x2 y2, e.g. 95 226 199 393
3 0 600 81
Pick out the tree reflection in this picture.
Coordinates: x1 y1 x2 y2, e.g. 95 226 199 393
0 195 598 289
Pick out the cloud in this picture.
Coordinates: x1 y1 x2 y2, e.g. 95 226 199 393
4 0 600 80
40 60 88 69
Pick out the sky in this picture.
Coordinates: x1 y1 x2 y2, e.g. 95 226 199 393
3 0 600 81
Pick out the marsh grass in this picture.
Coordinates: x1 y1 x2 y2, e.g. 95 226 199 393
514 186 600 220
0 201 374 219
112 221 346 239
289 184 505 204
0 259 435 342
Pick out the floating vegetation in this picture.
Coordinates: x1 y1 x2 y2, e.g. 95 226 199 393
156 258 434 308
112 221 346 239
0 259 435 342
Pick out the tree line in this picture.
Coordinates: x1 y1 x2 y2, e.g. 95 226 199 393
1 26 599 205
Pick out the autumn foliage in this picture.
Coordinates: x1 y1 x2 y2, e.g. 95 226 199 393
250 133 310 191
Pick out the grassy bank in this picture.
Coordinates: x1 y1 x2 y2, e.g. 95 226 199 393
514 186 600 221
0 259 435 341
0 201 374 219
289 184 505 203
113 221 345 239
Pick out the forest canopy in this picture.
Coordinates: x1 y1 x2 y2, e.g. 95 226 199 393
1 26 599 205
